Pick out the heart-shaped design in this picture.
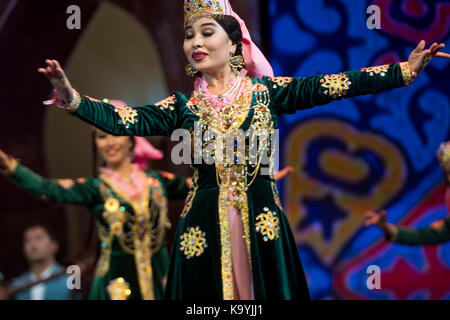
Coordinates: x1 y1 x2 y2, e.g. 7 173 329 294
283 119 406 264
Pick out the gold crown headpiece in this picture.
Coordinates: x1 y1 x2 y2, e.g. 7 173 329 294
184 0 226 26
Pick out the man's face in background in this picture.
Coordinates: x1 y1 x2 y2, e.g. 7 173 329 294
23 226 57 264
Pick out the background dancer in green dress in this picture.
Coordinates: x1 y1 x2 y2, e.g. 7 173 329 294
0 126 189 300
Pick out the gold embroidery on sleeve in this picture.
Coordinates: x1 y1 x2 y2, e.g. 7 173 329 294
320 73 351 98
269 77 293 88
155 95 177 111
361 64 389 76
114 106 138 129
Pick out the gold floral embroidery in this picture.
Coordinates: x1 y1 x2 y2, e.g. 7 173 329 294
361 64 389 76
269 77 293 88
106 277 131 300
399 62 416 86
102 197 127 236
320 73 351 98
256 207 280 241
179 226 208 258
219 104 237 121
155 95 176 111
114 106 138 129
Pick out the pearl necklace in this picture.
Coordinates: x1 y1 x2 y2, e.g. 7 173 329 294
197 69 246 104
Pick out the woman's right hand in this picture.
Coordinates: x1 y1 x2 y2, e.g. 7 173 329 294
0 149 18 176
364 209 398 240
38 59 74 105
364 209 388 229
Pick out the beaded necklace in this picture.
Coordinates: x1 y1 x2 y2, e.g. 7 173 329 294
99 164 145 200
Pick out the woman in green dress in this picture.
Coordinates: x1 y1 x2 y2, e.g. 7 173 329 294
36 0 450 300
0 127 189 300
365 142 450 245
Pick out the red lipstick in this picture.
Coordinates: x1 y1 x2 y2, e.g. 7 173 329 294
192 51 207 61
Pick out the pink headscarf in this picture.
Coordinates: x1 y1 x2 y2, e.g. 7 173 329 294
133 137 163 169
184 0 274 79
222 1 274 79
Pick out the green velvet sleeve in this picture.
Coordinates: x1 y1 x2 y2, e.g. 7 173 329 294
73 93 184 137
392 218 450 245
264 62 414 115
9 164 99 206
158 171 190 200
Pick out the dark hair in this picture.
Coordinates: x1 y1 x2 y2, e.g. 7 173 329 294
190 15 245 77
216 15 244 58
23 223 56 241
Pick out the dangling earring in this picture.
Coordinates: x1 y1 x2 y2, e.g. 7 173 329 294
185 64 198 77
228 55 245 71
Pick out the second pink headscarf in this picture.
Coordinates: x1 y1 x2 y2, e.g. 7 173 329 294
221 1 274 79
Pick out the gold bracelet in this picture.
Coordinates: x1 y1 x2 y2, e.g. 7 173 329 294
399 62 416 86
64 90 82 112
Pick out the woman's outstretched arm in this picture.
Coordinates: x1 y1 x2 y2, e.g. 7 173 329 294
267 41 449 115
365 209 450 245
38 60 182 137
0 148 98 206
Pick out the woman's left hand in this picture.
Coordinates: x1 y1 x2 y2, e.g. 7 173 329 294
430 218 446 231
274 165 294 181
0 149 17 176
408 40 450 76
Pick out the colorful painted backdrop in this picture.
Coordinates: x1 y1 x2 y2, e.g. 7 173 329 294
270 0 450 299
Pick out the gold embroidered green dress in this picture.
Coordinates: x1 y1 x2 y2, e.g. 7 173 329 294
8 164 189 300
68 62 415 299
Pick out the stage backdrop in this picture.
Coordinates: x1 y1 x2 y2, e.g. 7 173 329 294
269 0 450 299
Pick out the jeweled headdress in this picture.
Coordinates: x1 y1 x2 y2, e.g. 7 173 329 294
183 0 274 79
184 0 225 26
